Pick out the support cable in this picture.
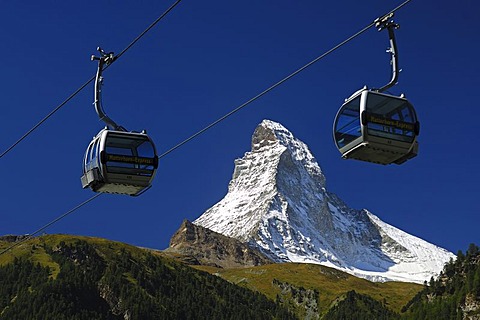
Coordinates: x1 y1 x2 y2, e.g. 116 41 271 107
0 193 102 256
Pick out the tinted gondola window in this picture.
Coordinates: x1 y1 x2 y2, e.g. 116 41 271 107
91 138 100 169
334 96 361 148
104 134 156 175
137 140 155 157
84 139 100 172
365 93 416 142
136 141 156 170
105 136 136 169
84 142 94 172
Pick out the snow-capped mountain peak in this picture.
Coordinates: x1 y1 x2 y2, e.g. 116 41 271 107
250 119 325 186
194 120 454 283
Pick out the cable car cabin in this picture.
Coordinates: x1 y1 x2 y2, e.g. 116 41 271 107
333 88 419 165
81 129 158 196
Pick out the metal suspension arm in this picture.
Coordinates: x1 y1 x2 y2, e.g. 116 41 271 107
373 13 400 93
91 47 125 131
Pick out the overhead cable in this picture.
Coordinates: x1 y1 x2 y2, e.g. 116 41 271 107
0 193 102 256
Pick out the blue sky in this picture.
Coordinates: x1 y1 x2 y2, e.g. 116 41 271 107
1 0 478 255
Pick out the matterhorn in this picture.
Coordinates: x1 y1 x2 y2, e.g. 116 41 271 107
194 120 454 283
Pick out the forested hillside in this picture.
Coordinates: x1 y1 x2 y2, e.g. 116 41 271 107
324 290 399 320
401 244 480 319
0 235 294 319
198 262 421 319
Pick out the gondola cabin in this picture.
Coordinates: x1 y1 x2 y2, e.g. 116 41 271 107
81 129 158 196
333 87 419 165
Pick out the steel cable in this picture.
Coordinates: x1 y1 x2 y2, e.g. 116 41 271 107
0 193 102 256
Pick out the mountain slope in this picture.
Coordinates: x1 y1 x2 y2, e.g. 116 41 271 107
196 262 421 318
195 119 454 283
323 290 400 320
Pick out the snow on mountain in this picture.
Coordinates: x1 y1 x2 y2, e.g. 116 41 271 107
194 120 455 283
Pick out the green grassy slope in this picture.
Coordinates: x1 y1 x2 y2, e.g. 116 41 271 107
196 262 422 318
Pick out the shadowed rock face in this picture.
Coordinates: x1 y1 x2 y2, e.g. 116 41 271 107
166 219 272 268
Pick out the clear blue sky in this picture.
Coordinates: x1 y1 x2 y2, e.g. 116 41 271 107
1 0 478 254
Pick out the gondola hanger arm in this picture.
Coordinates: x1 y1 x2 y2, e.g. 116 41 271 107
91 47 126 131
373 13 401 93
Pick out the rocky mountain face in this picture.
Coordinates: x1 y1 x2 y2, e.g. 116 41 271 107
166 219 272 268
194 119 455 283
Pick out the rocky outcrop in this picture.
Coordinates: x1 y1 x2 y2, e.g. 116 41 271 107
98 282 131 320
166 219 272 268
0 234 30 242
462 293 480 320
273 278 320 320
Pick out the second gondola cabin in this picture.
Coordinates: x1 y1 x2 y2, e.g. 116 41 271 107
333 87 419 165
81 129 158 196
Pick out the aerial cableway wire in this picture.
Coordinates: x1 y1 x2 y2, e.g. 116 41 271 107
0 193 103 256
158 0 412 159
0 0 412 256
0 0 182 160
